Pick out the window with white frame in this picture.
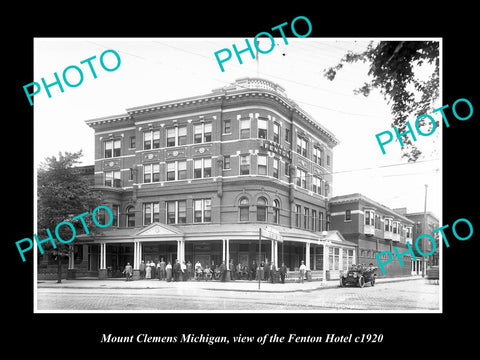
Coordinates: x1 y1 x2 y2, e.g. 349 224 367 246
296 136 307 157
312 210 317 231
166 200 187 224
166 126 187 147
240 154 250 175
313 147 323 165
257 154 267 175
166 160 187 181
385 218 393 232
104 171 121 188
143 202 160 225
239 197 249 221
126 206 135 227
194 158 212 178
194 122 212 144
104 139 121 158
112 205 119 227
143 163 160 183
240 118 251 139
393 221 399 234
365 210 375 226
257 197 267 222
144 130 160 150
257 118 267 139
273 122 280 143
223 119 231 134
223 155 230 170
272 158 279 178
312 176 322 194
296 168 307 189
273 199 280 224
194 199 211 223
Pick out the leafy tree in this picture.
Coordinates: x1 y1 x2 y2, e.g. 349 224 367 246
324 41 439 161
37 150 102 283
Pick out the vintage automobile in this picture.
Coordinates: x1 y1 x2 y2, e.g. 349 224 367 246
340 264 377 288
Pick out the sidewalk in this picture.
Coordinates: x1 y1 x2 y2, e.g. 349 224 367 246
36 275 425 293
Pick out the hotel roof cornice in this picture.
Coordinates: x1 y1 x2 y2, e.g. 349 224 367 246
85 77 339 146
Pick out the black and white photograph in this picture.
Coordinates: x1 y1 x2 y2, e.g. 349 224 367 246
32 37 442 313
8 5 478 354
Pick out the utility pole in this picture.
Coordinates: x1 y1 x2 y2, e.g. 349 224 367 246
422 184 428 277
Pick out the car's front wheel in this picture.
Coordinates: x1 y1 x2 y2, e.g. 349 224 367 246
358 275 365 288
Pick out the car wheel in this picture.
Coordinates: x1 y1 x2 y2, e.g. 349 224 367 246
371 278 375 286
358 276 365 288
340 278 344 287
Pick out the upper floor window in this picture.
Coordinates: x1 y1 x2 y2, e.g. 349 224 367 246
375 214 382 229
385 218 393 232
143 202 160 225
104 171 121 188
143 163 160 183
393 221 399 234
273 158 279 178
345 209 352 221
194 199 211 223
129 136 136 149
257 197 267 222
223 119 231 134
285 128 291 143
365 210 375 226
194 158 212 178
126 206 135 227
257 118 267 139
312 176 322 194
240 118 251 139
240 154 250 175
319 211 324 232
257 154 267 175
166 200 187 224
166 160 187 181
312 210 317 232
167 126 187 147
313 147 323 165
295 204 301 227
223 155 231 170
296 168 307 189
304 208 309 229
144 130 160 150
105 139 121 158
112 205 119 227
273 199 280 224
296 136 307 157
194 123 212 144
273 122 280 143
239 197 249 221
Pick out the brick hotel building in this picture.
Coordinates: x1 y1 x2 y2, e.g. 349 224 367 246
60 77 365 280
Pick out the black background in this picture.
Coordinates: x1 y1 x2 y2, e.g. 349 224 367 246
7 3 478 354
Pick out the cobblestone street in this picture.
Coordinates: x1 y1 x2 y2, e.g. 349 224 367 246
36 278 440 311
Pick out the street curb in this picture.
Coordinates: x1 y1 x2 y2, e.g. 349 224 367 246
36 276 425 293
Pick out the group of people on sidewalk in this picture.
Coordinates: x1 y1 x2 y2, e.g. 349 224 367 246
123 258 308 283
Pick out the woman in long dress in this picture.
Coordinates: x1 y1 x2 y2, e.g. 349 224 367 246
166 261 173 282
146 263 151 279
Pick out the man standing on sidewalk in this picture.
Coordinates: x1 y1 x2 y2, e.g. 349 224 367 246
279 263 287 284
299 260 306 284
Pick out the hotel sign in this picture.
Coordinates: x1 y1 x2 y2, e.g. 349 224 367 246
260 140 291 160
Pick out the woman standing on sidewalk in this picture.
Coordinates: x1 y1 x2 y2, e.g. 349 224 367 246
166 261 172 282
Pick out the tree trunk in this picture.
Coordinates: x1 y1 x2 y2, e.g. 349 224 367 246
57 255 62 283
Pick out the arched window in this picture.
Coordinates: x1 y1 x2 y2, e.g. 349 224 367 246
257 197 267 222
273 200 280 224
239 197 249 221
126 206 135 227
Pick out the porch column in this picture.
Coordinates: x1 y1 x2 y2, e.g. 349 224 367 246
313 246 316 270
133 242 138 269
99 242 107 279
322 243 328 284
100 243 106 269
68 244 75 269
222 239 226 263
272 240 278 266
305 242 311 270
225 239 230 265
